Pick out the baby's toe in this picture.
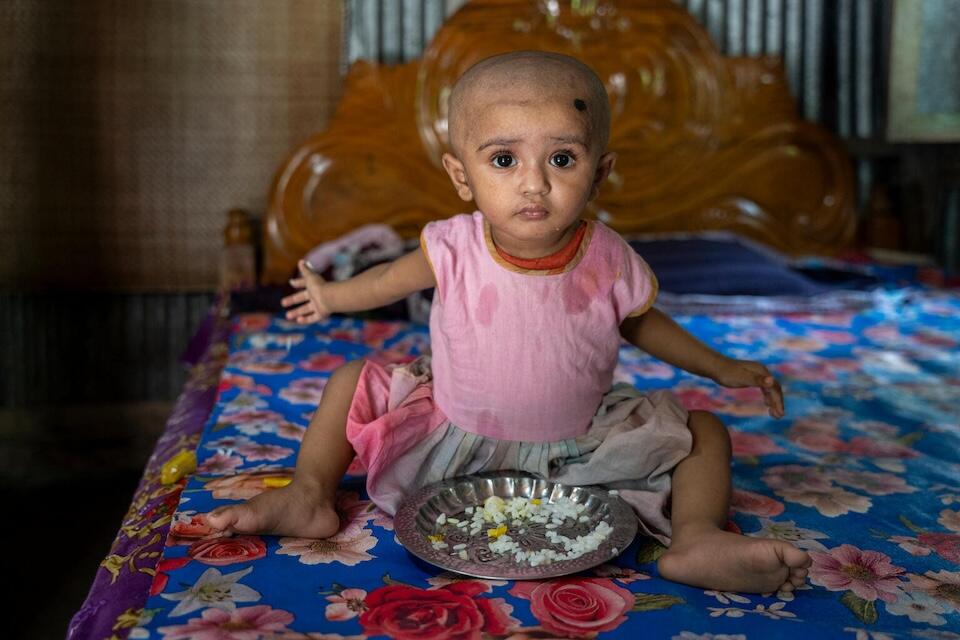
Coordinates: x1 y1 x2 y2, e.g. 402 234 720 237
206 507 239 531
780 544 811 569
778 581 795 593
208 504 261 534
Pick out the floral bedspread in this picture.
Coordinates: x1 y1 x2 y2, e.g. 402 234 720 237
129 287 960 640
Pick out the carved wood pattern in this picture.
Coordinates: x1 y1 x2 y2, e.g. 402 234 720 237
263 0 855 284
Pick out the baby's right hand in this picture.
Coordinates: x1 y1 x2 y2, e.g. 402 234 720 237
281 260 334 324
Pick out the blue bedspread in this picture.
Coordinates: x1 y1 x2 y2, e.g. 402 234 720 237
133 287 960 639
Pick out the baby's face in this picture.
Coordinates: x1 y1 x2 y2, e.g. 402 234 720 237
442 91 613 257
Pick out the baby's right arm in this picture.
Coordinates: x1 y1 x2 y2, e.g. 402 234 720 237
282 247 436 324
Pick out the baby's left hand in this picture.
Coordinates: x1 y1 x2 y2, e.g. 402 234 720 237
712 358 785 418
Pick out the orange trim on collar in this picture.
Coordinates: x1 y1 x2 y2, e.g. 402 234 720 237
487 221 592 275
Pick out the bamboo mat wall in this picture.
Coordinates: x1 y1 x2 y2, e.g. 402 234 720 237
1 0 343 291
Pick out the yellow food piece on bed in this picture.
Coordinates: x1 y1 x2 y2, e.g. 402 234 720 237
262 476 293 488
530 499 541 505
160 450 197 485
487 524 508 539
427 534 445 543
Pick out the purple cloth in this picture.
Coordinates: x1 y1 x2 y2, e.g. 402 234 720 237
67 296 232 640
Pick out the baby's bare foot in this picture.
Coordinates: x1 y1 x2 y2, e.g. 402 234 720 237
657 526 811 594
206 483 340 539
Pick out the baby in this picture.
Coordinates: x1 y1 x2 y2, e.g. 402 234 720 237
208 51 811 594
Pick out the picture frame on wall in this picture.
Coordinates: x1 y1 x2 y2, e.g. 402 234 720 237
887 0 960 142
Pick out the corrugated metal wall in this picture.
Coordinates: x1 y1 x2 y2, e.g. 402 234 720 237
0 293 212 407
349 0 887 133
345 0 891 208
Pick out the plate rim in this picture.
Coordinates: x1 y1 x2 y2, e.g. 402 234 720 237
394 471 638 580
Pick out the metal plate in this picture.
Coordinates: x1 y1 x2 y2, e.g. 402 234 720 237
394 472 638 580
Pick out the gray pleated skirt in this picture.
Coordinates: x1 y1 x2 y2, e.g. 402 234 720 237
345 356 693 544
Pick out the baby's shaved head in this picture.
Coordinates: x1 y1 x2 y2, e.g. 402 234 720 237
447 51 610 155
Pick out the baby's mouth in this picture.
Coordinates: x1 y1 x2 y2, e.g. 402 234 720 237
517 205 549 219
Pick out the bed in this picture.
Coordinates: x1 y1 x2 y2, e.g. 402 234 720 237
70 1 960 639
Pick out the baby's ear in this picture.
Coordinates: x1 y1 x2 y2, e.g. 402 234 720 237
590 152 617 200
442 153 474 202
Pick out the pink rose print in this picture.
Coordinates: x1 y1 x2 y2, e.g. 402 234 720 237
167 514 218 546
360 582 517 640
426 574 506 591
510 578 634 637
188 536 267 566
809 544 905 603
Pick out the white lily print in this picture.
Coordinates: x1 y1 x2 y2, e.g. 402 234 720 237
161 567 261 617
747 518 829 551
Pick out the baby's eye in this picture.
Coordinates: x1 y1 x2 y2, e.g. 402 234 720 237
492 154 516 168
550 153 574 168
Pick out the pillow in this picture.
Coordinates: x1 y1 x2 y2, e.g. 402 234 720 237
627 232 877 296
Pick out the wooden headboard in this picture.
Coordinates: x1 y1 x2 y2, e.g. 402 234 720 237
262 0 855 284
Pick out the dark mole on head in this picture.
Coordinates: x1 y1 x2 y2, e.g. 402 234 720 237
573 98 587 111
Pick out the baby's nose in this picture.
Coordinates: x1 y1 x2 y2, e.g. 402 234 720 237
519 163 550 196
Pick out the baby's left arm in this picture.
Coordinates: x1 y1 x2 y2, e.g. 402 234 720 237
619 308 785 418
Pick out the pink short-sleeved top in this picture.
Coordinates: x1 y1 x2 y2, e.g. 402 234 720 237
421 211 658 442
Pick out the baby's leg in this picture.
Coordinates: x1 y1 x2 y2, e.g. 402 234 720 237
206 358 365 538
656 410 811 593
